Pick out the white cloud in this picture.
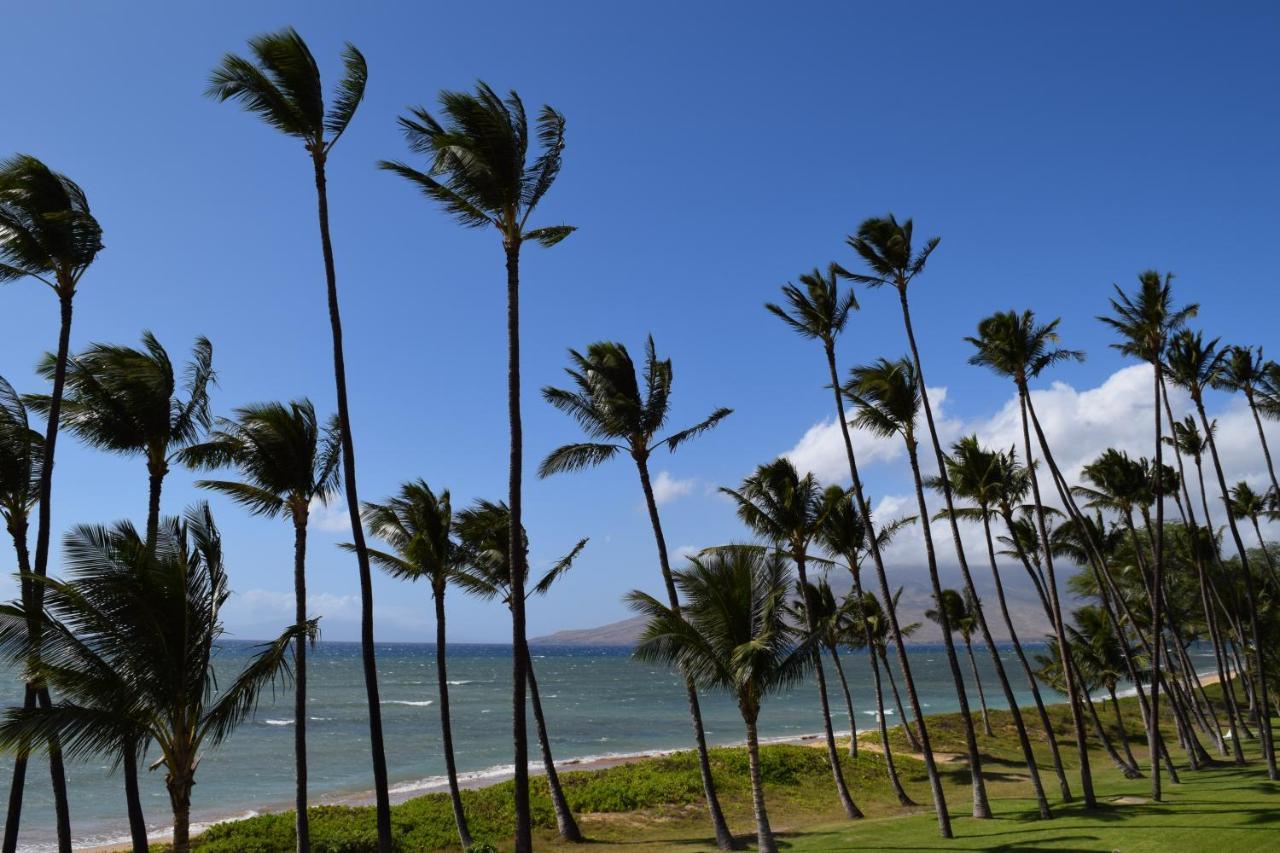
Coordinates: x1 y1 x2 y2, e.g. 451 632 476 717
651 471 696 505
308 496 352 535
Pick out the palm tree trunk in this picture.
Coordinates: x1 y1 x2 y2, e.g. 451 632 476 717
504 238 533 852
962 636 994 737
1194 397 1278 779
432 588 472 849
311 153 391 851
122 741 149 852
980 514 1073 800
145 461 164 554
1107 685 1141 772
1249 516 1280 589
793 551 861 819
168 777 193 853
26 288 75 853
292 515 311 853
827 643 858 758
1018 386 1098 807
524 648 582 842
903 436 992 819
880 648 919 750
635 457 733 849
1084 685 1138 777
851 572 914 805
1245 389 1280 497
823 344 950 836
2 684 35 853
1148 359 1168 799
742 711 775 853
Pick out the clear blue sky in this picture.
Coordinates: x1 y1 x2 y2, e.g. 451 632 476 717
3 1 1278 641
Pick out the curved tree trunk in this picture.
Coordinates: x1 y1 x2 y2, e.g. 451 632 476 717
635 457 733 848
899 293 1050 817
1246 390 1280 498
433 588 472 849
312 154 392 852
980 514 1072 801
823 344 951 837
1084 686 1138 777
122 741 149 852
880 648 918 750
292 514 311 853
903 435 992 818
962 636 994 737
793 552 861 818
850 570 914 805
742 711 775 853
1195 397 1278 779
1107 685 1141 772
828 644 858 758
524 648 582 842
1018 387 1098 807
1148 360 1167 800
503 239 533 851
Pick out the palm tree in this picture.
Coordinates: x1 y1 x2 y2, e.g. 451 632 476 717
1216 346 1280 497
380 83 573 850
848 216 1046 817
0 376 49 848
1166 329 1278 778
629 547 814 853
179 401 340 851
844 357 997 818
350 481 474 847
1070 606 1142 775
0 154 102 853
452 499 586 843
852 588 924 753
0 506 307 853
720 459 862 819
939 436 1074 799
788 579 860 755
926 589 993 736
1229 482 1279 586
964 309 1098 807
206 30 392 849
30 332 214 549
766 263 951 834
538 337 734 847
1098 271 1196 799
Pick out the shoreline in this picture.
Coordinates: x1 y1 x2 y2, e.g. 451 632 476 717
75 667 1225 852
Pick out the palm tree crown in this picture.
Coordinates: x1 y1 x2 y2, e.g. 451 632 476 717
764 263 857 347
0 377 41 531
720 458 825 552
844 357 920 443
1165 330 1226 401
359 481 467 592
1098 270 1197 364
844 214 939 294
0 155 103 294
965 310 1084 387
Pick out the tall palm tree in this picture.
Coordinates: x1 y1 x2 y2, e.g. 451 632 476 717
844 357 999 817
629 547 814 853
1216 346 1280 497
179 401 340 851
766 263 951 834
1166 329 1278 778
346 480 474 848
380 83 573 850
538 337 734 847
852 588 924 755
926 589 993 736
206 30 392 850
31 332 214 549
788 579 859 755
720 459 863 819
848 216 1046 817
0 154 102 853
939 437 1074 799
0 376 49 848
0 506 306 853
452 499 586 843
1229 482 1279 587
1099 271 1196 799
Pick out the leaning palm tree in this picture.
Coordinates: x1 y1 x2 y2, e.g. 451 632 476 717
31 332 214 549
938 436 1073 799
0 506 306 853
179 400 340 850
965 309 1100 808
452 499 586 843
350 481 473 848
538 337 733 847
848 217 1048 818
844 357 998 817
1229 482 1280 587
788 579 859 754
1166 329 1278 779
629 546 814 853
1098 271 1196 799
720 459 862 819
207 30 391 849
766 263 951 834
380 83 573 850
1216 346 1280 497
926 589 993 736
0 154 102 852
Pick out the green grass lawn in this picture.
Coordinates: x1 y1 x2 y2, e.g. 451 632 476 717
186 684 1279 851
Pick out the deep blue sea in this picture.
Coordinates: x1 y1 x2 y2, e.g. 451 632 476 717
0 639 1211 850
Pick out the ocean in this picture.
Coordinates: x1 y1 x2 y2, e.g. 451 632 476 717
0 638 1197 850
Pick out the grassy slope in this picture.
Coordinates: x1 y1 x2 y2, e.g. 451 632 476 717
188 684 1279 851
